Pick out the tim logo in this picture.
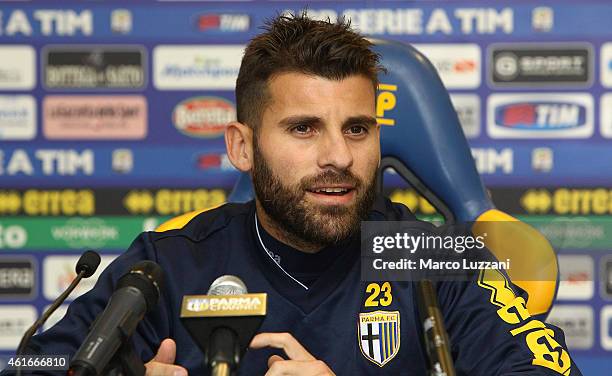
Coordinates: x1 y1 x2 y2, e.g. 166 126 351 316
196 14 250 32
496 102 585 130
487 94 593 139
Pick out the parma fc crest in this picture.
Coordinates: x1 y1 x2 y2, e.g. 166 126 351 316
358 310 400 367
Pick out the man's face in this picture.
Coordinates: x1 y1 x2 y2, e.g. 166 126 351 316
252 72 380 247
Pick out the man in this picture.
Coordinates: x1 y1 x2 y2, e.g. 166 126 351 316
22 14 581 375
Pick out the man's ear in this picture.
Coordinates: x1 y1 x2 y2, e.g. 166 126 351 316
225 121 253 172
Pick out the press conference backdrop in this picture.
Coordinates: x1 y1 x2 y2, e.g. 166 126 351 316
0 0 611 374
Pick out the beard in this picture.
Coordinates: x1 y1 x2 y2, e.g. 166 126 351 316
251 136 378 248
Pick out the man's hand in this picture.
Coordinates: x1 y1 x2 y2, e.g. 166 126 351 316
250 333 335 375
145 338 188 376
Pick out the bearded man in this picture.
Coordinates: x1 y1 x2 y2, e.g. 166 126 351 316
20 13 581 376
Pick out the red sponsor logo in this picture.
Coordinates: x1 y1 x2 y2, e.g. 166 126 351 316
502 104 536 127
197 154 222 169
172 97 235 138
454 59 476 73
198 15 221 31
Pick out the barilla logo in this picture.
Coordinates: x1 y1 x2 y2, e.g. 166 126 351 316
495 102 586 130
487 94 593 139
172 96 235 138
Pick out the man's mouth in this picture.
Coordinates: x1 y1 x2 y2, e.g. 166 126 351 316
312 188 351 196
307 186 355 196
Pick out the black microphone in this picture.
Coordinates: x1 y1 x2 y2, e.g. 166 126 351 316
15 250 101 376
416 280 456 376
180 275 267 376
69 260 164 376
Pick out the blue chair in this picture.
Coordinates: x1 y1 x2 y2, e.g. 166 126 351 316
159 39 558 318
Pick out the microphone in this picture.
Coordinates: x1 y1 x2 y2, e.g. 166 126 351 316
15 250 101 376
69 260 164 376
181 275 267 376
16 250 101 355
416 280 456 376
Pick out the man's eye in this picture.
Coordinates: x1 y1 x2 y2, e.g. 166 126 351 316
346 125 367 135
292 124 312 134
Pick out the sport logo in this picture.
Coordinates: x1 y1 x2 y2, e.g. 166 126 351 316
490 44 591 86
487 94 593 139
173 97 235 138
196 14 249 32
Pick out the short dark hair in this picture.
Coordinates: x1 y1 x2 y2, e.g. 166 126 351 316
235 12 383 130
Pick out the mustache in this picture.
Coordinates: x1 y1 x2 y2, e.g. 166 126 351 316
299 169 363 190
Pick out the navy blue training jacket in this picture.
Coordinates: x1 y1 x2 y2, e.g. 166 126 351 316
20 197 581 375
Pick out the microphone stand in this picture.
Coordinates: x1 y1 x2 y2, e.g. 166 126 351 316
100 341 145 376
417 280 456 376
16 269 86 376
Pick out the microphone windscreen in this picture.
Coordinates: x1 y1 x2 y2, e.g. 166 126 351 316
207 275 248 295
75 250 102 278
117 260 164 312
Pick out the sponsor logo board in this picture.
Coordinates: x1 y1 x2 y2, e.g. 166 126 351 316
43 45 146 89
600 43 612 88
531 147 554 173
601 306 612 350
111 9 133 34
49 217 120 249
0 189 95 216
0 305 37 350
0 224 27 249
450 94 480 138
530 217 607 249
531 7 554 32
547 305 593 350
600 93 612 138
413 44 481 89
471 148 513 174
0 149 94 176
602 256 612 300
489 43 591 86
0 188 229 217
0 217 169 250
0 257 35 298
153 45 244 90
123 189 227 215
519 188 612 215
557 255 594 300
195 153 235 171
43 255 116 301
112 149 134 174
195 13 249 32
487 93 594 139
0 95 36 140
43 96 147 140
0 46 35 90
173 97 235 138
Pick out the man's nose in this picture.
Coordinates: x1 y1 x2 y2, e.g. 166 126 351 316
317 130 353 170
